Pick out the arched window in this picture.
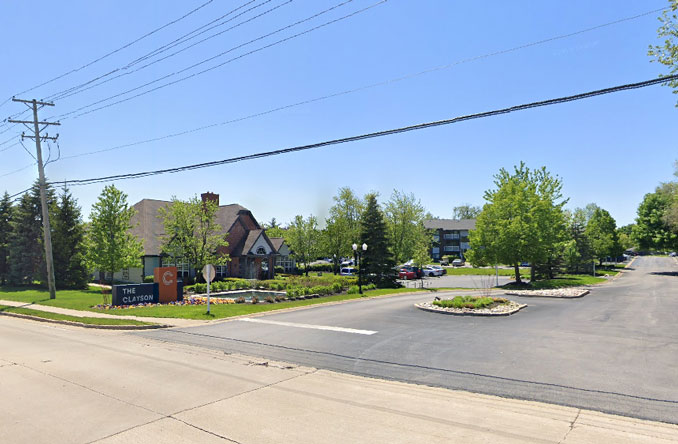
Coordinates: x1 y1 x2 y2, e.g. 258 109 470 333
256 246 267 255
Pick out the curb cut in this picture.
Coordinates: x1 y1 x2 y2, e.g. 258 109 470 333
0 311 169 330
414 302 527 317
504 290 589 299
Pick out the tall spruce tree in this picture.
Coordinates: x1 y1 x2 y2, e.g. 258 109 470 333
8 182 56 285
359 194 396 287
0 192 13 285
52 188 89 289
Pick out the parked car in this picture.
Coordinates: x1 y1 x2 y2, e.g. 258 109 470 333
340 267 357 276
429 265 446 275
452 258 464 267
341 259 355 267
670 252 677 257
422 266 443 277
398 266 422 280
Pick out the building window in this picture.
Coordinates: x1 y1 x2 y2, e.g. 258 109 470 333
443 246 460 252
432 247 440 254
444 233 460 240
460 230 469 237
256 246 267 255
460 242 470 250
433 234 440 242
162 257 191 277
215 265 228 278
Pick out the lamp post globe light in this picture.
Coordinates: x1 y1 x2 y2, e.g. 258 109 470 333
352 242 368 294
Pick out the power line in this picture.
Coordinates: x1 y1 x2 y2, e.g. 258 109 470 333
57 5 672 161
46 0 269 102
52 0 381 121
0 162 35 179
0 0 216 110
0 142 20 153
43 74 678 189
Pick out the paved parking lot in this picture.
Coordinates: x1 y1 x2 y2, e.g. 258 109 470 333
398 271 513 288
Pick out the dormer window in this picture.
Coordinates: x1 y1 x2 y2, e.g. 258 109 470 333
256 246 267 255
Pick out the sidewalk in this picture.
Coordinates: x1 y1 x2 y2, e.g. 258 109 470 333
0 299 207 328
1 315 677 443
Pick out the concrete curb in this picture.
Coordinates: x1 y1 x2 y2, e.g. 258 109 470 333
0 311 169 330
414 302 527 316
504 289 590 299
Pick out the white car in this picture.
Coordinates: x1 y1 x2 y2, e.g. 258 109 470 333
422 266 443 277
340 267 357 276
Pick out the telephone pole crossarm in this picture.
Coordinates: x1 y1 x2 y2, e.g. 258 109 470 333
11 98 55 107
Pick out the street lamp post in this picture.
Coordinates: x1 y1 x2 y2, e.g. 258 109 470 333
352 242 368 294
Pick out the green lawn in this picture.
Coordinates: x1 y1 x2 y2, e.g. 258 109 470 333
0 285 425 320
442 267 527 276
503 274 606 290
0 305 153 326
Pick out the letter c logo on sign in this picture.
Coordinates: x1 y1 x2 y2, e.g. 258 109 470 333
162 270 174 286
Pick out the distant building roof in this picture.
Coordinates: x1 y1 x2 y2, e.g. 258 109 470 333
423 218 476 231
131 198 251 256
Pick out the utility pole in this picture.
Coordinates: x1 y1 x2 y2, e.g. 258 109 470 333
9 99 60 300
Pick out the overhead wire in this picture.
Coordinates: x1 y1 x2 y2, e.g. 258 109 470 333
58 4 673 161
40 74 678 189
46 0 270 102
51 0 379 121
0 0 217 110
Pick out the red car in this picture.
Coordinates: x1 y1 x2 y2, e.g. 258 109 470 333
398 266 422 280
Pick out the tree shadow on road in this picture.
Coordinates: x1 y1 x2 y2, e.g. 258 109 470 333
650 271 678 277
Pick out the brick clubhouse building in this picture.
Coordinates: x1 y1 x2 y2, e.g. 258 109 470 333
118 192 278 283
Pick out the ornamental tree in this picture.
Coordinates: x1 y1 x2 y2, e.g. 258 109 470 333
85 185 143 284
467 163 567 283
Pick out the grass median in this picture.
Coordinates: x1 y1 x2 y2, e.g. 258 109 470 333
0 286 426 320
0 305 154 326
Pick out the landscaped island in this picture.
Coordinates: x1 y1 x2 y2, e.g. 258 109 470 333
416 295 526 316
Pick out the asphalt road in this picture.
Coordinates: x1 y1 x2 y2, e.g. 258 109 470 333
139 256 678 424
399 272 513 288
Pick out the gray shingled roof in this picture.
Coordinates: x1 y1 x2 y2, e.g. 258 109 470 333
423 218 476 231
130 199 249 256
269 237 285 252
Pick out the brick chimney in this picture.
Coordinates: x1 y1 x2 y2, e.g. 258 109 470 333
201 192 219 206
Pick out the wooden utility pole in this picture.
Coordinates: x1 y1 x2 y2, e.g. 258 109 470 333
9 99 60 299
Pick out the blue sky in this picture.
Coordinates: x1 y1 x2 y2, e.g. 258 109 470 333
0 0 675 227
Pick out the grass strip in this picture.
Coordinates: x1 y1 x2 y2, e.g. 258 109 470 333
0 286 426 321
0 305 154 326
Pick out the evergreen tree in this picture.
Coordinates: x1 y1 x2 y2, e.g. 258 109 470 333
52 188 89 289
0 192 13 285
359 194 396 287
8 182 56 285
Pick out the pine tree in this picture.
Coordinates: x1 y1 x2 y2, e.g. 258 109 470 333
0 192 13 285
8 182 56 285
359 194 396 287
52 188 89 289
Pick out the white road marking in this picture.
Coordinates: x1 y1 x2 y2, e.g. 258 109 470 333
238 318 377 335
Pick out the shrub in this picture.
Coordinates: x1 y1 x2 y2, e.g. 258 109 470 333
143 275 154 283
274 295 285 302
274 265 285 274
251 295 259 304
235 296 246 304
194 283 207 294
432 296 506 309
265 296 275 304
347 285 360 294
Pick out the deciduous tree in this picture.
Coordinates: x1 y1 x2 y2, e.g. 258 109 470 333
287 215 320 276
384 190 428 265
648 0 678 104
452 204 481 219
85 185 143 284
158 196 229 279
467 163 567 283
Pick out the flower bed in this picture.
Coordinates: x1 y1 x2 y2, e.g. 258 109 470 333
504 288 589 298
416 296 526 316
